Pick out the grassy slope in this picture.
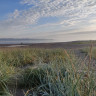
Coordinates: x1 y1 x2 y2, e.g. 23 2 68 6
0 48 96 96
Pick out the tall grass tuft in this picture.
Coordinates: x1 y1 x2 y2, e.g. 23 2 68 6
0 48 96 96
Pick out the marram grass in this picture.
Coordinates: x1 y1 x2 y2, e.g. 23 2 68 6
0 48 96 96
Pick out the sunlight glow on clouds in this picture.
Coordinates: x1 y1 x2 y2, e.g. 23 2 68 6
0 0 96 41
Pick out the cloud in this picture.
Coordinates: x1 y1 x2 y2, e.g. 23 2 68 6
89 19 96 24
6 0 96 26
10 9 20 19
0 0 96 39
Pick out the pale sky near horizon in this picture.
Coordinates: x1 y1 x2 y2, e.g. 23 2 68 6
0 0 96 42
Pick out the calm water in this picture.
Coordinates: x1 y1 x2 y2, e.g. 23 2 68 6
0 39 53 44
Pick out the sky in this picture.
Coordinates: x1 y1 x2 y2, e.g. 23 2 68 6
0 0 96 42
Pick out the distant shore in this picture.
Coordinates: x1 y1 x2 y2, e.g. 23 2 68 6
0 40 96 49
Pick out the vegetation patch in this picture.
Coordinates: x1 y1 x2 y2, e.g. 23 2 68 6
0 48 96 96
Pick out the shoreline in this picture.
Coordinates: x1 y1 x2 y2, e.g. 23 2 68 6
0 41 95 49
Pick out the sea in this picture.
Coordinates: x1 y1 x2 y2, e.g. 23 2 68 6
0 39 53 44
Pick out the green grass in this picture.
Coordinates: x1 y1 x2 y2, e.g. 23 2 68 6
0 48 96 96
82 47 96 59
71 40 96 45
